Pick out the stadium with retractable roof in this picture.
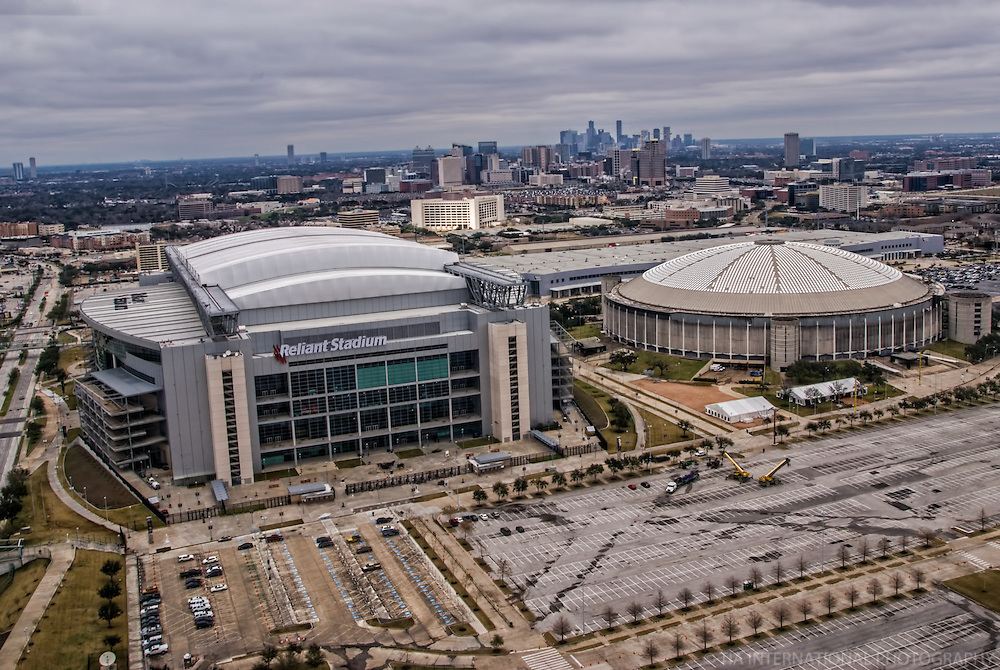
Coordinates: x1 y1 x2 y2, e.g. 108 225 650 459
76 227 552 484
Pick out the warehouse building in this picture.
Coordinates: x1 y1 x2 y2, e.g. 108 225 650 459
76 227 552 486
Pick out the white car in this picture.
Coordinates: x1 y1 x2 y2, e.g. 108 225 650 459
479 513 489 521
177 554 195 563
145 644 169 657
210 583 228 592
695 449 707 457
665 482 677 494
202 556 219 565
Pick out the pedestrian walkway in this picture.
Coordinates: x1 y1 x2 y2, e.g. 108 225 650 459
0 543 75 668
522 647 575 670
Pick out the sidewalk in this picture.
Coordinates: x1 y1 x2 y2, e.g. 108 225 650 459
0 543 75 668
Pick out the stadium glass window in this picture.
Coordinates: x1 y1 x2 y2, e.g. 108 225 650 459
292 397 326 416
389 385 417 404
327 365 356 393
356 362 387 389
329 393 358 412
358 389 388 408
290 369 326 397
359 408 389 431
416 354 449 381
418 380 450 400
390 404 418 427
329 413 358 437
387 359 416 385
294 417 328 441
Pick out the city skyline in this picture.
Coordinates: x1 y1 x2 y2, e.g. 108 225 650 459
3 0 999 165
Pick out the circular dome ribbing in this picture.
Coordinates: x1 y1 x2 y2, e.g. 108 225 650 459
641 240 902 295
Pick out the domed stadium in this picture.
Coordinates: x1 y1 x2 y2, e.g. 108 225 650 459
602 239 944 370
76 227 552 485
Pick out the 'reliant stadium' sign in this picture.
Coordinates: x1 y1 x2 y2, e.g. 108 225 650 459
273 334 389 363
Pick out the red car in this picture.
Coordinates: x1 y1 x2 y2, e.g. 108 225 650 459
628 484 638 490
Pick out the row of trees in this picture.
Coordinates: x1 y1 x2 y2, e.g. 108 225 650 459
250 641 326 670
550 565 927 657
0 468 29 526
97 559 123 630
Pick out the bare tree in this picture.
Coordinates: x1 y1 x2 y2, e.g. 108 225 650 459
772 560 785 586
551 616 572 643
899 534 909 554
867 577 883 604
911 568 926 592
626 601 644 624
672 632 684 660
823 590 837 617
846 584 860 609
797 554 809 580
721 612 740 643
838 544 851 569
858 537 871 563
641 639 659 667
748 567 763 590
919 527 935 548
979 508 989 532
891 572 905 597
496 558 511 584
678 587 694 611
601 604 617 630
878 536 892 560
771 601 790 629
702 580 716 604
653 589 668 616
798 598 813 623
746 608 764 636
697 619 713 651
724 575 741 598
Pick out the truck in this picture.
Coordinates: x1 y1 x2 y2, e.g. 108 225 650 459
674 470 700 486
759 458 791 487
724 452 753 482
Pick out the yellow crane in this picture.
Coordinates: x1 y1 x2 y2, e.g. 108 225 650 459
759 458 791 487
724 452 753 482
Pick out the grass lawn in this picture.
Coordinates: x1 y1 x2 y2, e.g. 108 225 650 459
0 558 49 633
943 571 1000 613
21 550 128 669
334 458 363 469
56 345 84 371
573 380 636 452
18 466 120 547
568 323 601 340
923 339 970 361
608 351 704 381
395 448 424 459
639 408 691 446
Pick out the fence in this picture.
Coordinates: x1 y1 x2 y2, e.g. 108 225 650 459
165 494 292 525
344 465 469 495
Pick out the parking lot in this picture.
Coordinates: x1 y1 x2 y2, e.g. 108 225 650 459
142 510 479 666
467 404 1000 635
668 591 1000 669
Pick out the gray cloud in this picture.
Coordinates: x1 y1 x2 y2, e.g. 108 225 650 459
2 0 999 164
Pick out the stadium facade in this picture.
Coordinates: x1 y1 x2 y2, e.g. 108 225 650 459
76 227 553 485
603 239 945 371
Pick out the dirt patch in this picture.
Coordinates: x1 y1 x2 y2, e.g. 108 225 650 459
634 379 739 414
63 444 142 509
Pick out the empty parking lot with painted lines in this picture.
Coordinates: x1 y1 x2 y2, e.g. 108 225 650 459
469 404 1000 634
668 592 1000 670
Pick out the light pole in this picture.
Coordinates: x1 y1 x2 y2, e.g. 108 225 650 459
103 496 109 522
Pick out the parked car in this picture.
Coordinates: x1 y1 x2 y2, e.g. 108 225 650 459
179 569 202 579
665 482 677 494
145 643 169 657
375 517 392 525
185 578 203 589
210 584 228 592
640 481 651 489
237 542 253 551
356 546 372 554
265 533 283 543
202 555 219 565
177 554 195 563
500 527 512 536
515 526 525 533
628 484 637 490
217 535 232 542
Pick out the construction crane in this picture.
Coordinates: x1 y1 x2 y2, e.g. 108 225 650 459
724 452 753 482
759 458 791 487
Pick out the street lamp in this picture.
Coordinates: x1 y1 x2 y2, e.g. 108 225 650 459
103 496 109 522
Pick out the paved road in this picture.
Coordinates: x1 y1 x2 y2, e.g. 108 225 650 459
0 268 62 480
465 403 1000 634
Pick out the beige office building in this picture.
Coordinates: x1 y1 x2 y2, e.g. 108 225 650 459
411 195 504 231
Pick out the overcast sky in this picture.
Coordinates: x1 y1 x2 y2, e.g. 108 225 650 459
3 0 999 166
